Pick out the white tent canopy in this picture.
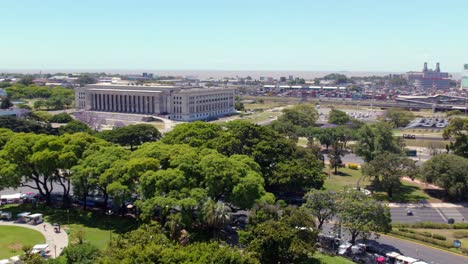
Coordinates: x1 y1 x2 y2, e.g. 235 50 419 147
0 193 26 200
32 244 49 250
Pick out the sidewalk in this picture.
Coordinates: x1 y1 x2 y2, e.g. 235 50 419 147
0 221 68 258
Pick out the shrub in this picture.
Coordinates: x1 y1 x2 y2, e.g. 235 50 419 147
347 164 359 170
418 231 432 238
393 222 468 229
461 247 468 255
391 230 453 248
453 231 468 239
50 112 73 123
431 234 446 241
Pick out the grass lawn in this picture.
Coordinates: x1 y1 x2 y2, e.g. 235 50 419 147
1 204 138 250
403 139 449 149
323 167 370 192
244 101 288 111
323 168 440 203
313 253 355 264
393 128 444 136
0 226 45 258
241 111 282 124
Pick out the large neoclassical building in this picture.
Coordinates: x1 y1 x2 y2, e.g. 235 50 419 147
75 84 236 121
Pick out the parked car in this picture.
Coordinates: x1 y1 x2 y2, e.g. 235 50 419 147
402 134 416 139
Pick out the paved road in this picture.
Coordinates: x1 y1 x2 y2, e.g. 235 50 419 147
391 206 468 224
323 223 468 264
370 235 467 264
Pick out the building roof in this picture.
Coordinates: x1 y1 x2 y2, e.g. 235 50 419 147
87 88 162 93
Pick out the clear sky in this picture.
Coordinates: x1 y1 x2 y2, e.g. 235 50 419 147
1 0 466 72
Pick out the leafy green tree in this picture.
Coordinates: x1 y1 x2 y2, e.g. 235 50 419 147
328 141 344 174
362 152 417 198
246 208 317 264
0 133 100 205
315 127 339 150
62 243 100 264
235 101 245 111
17 103 32 110
0 96 12 109
34 100 46 110
443 117 468 158
445 110 463 117
72 144 129 209
31 111 53 122
50 112 73 123
355 122 403 162
383 108 415 128
338 190 391 244
59 120 93 135
247 202 280 227
271 148 324 192
161 121 222 147
98 124 162 150
216 121 296 178
18 75 34 85
328 109 350 125
277 104 319 128
99 224 258 264
0 116 53 134
420 154 468 201
77 74 97 87
303 189 338 230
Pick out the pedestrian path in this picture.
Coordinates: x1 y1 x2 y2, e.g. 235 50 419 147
0 221 68 258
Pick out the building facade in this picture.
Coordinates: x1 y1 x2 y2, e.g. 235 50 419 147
75 84 236 121
406 62 450 90
461 64 468 90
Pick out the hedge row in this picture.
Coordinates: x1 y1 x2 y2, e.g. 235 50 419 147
391 230 453 248
397 228 446 240
394 222 468 229
453 230 468 239
347 164 359 170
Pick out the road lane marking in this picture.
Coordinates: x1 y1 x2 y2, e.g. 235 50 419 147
435 208 447 222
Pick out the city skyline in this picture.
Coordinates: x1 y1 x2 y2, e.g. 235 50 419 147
1 0 467 72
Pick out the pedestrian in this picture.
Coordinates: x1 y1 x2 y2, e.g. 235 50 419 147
43 224 46 231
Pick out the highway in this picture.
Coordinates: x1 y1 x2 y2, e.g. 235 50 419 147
391 207 468 224
323 223 468 264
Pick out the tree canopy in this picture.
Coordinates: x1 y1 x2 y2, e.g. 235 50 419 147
328 109 351 125
383 108 415 128
420 154 468 201
97 124 162 150
355 122 403 162
338 190 392 244
443 117 468 158
362 152 417 197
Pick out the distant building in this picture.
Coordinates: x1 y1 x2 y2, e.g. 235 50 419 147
405 62 450 90
75 84 236 121
461 64 468 90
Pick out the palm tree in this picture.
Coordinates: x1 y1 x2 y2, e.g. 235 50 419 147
201 199 231 239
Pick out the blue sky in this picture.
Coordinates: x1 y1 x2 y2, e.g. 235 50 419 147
0 0 466 72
